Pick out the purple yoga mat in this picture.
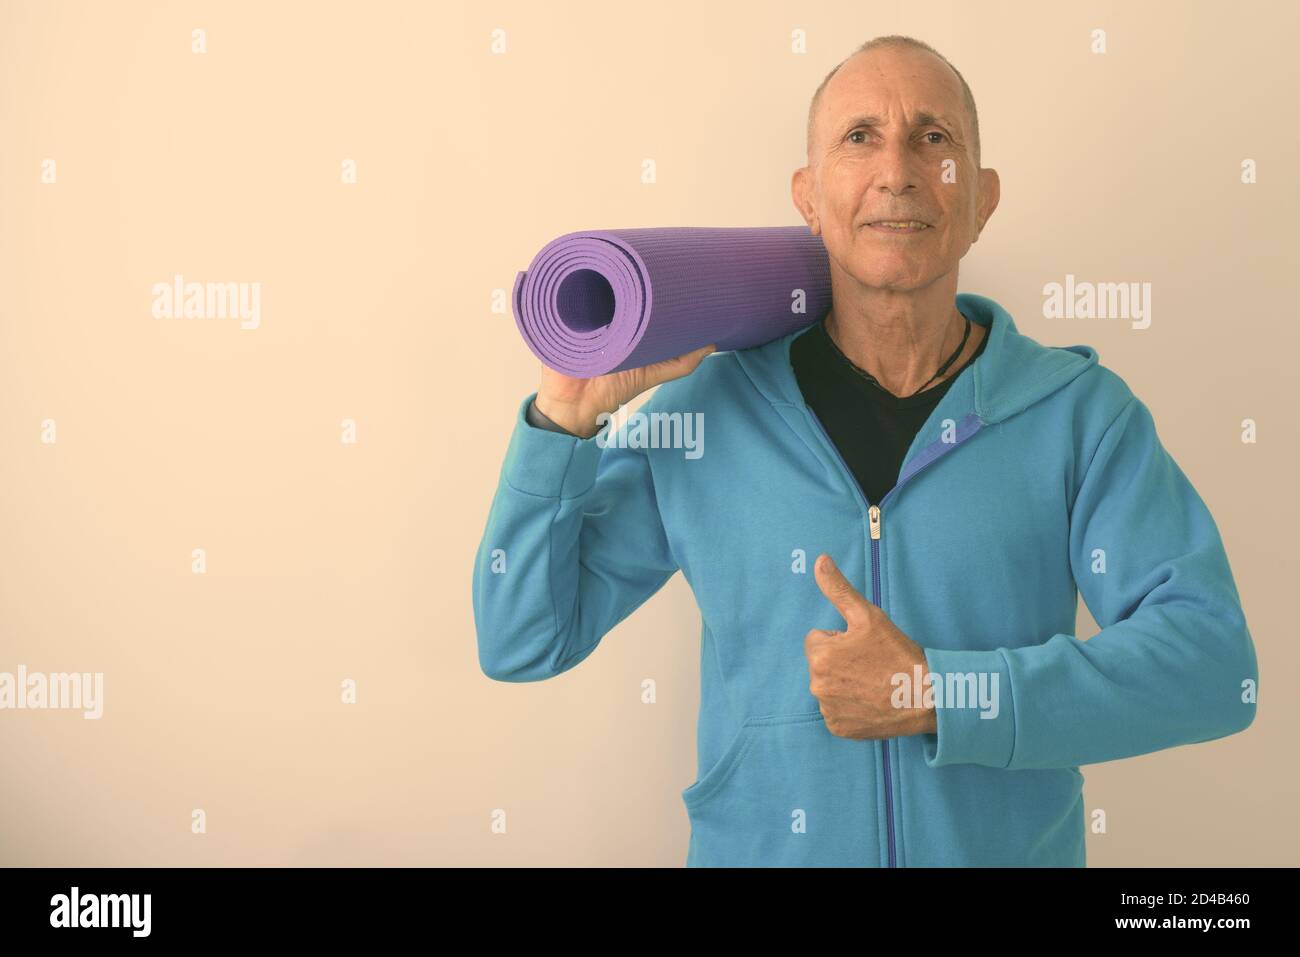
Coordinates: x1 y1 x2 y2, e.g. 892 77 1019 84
512 226 833 377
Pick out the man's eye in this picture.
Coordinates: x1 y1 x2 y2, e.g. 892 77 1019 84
848 130 867 144
925 131 948 144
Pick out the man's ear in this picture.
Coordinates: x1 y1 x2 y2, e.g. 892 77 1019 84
791 166 820 235
973 167 1000 243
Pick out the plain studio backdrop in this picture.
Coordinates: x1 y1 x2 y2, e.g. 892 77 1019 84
0 0 1295 866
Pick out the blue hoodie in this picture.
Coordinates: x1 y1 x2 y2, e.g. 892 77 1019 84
472 292 1258 867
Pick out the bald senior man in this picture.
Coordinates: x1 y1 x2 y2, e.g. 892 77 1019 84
472 35 1258 867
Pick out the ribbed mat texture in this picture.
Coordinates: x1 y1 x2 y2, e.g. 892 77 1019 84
512 226 833 377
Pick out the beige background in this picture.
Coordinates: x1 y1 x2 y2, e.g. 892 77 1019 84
1 0 1295 866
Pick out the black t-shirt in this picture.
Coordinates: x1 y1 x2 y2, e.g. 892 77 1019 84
791 312 988 506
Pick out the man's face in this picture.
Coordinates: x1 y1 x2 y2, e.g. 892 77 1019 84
793 45 999 293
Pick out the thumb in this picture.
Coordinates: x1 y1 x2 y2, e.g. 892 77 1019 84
640 343 717 388
814 554 871 628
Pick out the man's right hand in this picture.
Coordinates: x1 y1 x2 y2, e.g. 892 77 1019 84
534 343 718 439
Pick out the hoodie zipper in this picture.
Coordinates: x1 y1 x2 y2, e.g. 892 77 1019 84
804 406 983 868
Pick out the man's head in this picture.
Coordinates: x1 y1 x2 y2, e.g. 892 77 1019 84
792 36 1000 294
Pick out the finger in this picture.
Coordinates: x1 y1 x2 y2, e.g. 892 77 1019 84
641 344 717 387
804 626 839 650
814 553 871 628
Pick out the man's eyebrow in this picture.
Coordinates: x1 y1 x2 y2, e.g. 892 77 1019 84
838 112 959 134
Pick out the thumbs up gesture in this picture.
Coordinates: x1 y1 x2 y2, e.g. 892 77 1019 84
805 553 938 739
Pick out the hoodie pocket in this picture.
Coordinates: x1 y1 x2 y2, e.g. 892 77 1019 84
681 710 876 866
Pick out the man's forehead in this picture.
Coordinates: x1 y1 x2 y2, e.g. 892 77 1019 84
826 108 961 133
819 49 966 129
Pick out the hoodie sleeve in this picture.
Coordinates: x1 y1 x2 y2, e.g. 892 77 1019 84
920 395 1258 770
472 393 679 682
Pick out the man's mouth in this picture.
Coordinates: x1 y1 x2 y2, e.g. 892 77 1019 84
866 220 931 232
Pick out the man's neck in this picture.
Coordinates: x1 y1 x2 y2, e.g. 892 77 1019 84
823 277 986 398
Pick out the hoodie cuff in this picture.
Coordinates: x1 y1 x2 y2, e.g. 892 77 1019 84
502 393 604 499
918 647 1016 769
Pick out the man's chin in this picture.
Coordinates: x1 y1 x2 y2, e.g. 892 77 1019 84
841 260 929 293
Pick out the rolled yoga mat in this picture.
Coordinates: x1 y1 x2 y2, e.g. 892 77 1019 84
512 226 833 377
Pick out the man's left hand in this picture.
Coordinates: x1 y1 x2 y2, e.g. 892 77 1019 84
805 553 938 739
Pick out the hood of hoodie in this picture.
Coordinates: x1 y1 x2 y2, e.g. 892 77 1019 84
733 291 1099 429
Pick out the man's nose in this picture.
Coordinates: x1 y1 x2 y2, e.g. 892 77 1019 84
873 138 920 194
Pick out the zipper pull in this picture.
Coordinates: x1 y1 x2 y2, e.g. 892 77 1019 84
869 505 881 539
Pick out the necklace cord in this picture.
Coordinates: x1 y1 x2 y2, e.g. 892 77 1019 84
826 312 972 399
